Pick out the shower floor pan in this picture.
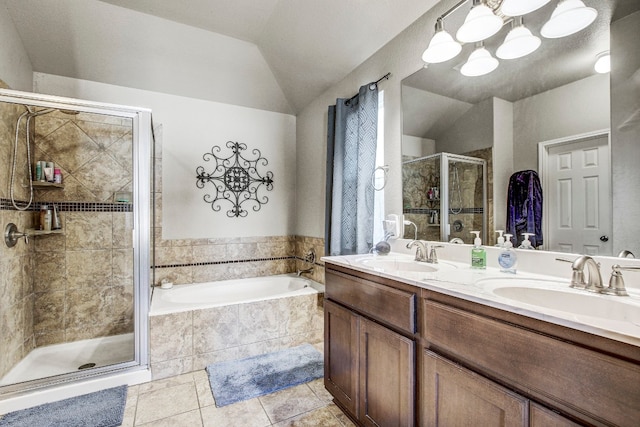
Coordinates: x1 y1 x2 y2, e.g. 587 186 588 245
0 333 134 386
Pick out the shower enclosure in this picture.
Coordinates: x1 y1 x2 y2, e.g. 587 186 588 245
0 89 151 404
403 152 486 243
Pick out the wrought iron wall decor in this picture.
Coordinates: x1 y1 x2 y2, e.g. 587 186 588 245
196 141 274 217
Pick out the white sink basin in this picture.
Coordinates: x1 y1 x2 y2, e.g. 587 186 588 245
359 258 438 273
479 278 640 324
354 256 458 278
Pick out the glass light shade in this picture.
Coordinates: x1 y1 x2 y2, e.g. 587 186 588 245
501 0 551 17
496 25 541 59
422 29 462 63
460 46 499 77
594 52 611 73
540 0 597 39
456 3 504 43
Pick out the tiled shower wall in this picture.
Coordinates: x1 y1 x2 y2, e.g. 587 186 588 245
29 111 135 347
0 88 36 379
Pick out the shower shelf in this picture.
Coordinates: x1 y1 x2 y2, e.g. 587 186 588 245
32 182 64 189
26 229 64 237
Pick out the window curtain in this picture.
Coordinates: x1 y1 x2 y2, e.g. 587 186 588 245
326 84 379 256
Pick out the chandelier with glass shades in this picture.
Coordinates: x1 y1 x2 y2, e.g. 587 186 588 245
422 0 600 77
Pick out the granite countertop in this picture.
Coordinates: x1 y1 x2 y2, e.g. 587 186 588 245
322 253 640 347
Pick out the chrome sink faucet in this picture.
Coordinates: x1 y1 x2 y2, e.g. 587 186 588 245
406 240 443 263
557 255 604 292
406 240 428 262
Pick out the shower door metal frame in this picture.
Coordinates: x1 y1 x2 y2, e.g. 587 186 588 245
0 88 151 397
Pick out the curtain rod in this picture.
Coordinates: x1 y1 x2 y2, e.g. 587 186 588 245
346 72 391 104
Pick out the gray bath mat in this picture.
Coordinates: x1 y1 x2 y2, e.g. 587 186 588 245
0 385 127 427
206 343 323 407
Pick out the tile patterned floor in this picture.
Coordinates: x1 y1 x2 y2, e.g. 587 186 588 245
121 370 355 426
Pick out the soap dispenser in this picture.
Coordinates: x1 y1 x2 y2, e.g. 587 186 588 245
470 231 486 269
518 233 535 250
495 230 505 247
499 234 517 274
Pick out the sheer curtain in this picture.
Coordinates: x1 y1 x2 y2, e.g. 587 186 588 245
326 84 379 256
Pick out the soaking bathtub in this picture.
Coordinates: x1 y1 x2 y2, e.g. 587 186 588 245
148 274 325 379
150 274 324 316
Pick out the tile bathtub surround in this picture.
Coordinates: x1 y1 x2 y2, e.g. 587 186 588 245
121 368 354 426
149 292 324 380
151 234 326 285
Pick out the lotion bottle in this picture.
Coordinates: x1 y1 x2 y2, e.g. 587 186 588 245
495 230 505 247
499 234 517 274
470 231 486 269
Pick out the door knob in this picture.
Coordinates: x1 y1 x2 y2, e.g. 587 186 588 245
600 235 609 242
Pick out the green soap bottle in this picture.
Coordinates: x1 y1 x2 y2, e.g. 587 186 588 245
470 231 486 269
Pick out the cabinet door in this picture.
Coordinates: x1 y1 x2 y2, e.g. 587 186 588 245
421 350 528 427
324 300 359 417
359 318 415 427
530 403 583 427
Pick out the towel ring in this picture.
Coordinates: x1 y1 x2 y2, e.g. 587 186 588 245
372 165 389 191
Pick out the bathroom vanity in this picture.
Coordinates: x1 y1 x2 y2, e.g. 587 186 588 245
323 252 640 427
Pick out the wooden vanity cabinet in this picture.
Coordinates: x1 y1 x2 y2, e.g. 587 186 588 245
324 263 640 427
422 292 640 427
324 266 417 427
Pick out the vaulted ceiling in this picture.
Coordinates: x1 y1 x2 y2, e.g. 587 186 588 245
4 0 437 114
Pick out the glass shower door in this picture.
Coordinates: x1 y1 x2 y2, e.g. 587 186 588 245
442 153 486 244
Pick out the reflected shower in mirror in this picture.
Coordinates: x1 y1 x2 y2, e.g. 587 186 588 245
401 0 640 255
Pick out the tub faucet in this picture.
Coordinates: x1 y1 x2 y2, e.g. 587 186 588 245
297 267 314 277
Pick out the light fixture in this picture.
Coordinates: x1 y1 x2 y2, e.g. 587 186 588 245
422 18 462 63
540 0 597 39
420 0 599 77
501 0 551 17
496 17 541 59
456 0 504 43
460 43 499 77
594 51 611 73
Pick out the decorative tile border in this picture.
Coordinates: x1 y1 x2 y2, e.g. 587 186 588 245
153 255 323 269
0 198 133 212
403 207 484 215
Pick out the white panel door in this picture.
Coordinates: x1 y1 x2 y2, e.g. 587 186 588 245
547 135 611 254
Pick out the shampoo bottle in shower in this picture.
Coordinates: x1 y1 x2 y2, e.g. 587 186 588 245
470 231 486 269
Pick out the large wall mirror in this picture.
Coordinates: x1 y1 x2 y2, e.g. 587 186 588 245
401 0 640 256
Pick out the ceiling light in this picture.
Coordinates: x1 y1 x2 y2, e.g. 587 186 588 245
461 43 499 77
456 0 504 43
501 0 552 17
496 17 541 59
422 19 462 63
594 51 610 73
540 0 597 39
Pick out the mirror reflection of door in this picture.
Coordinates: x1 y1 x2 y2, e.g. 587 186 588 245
540 131 611 255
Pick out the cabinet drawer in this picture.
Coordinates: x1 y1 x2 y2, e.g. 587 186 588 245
326 269 416 334
423 300 640 427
